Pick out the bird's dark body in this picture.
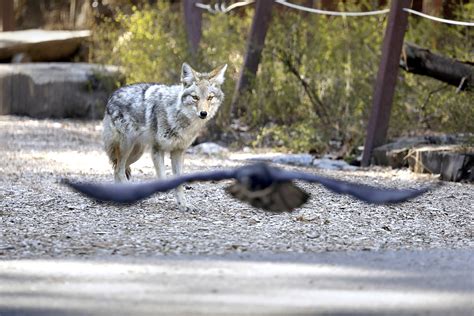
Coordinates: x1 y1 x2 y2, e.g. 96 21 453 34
63 163 434 212
235 163 275 190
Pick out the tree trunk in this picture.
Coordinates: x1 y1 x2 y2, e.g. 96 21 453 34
411 0 423 12
230 0 274 118
1 0 15 31
183 0 202 57
400 42 474 92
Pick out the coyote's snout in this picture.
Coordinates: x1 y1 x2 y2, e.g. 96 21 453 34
102 62 227 210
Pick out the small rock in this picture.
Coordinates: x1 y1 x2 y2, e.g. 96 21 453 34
294 215 317 223
189 142 228 156
306 233 320 239
273 154 314 166
248 218 260 225
313 158 358 171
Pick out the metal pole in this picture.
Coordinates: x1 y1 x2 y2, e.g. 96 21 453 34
361 0 410 166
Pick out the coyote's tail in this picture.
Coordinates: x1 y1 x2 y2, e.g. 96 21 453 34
105 142 131 180
103 114 131 180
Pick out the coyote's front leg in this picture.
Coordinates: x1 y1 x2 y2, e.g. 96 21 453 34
170 149 189 211
151 145 166 180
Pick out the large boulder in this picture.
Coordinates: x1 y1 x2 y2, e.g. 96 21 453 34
0 63 122 119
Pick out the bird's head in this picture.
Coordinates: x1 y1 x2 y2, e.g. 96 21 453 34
235 162 276 191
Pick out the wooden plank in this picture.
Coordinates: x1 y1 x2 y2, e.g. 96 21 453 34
361 0 410 166
230 0 274 117
405 146 473 182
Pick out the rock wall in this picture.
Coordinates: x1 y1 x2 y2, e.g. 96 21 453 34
0 63 122 119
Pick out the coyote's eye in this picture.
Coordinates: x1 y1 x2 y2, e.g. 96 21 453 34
207 95 214 101
191 95 199 101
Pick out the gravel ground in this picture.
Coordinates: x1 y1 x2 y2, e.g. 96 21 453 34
0 115 472 259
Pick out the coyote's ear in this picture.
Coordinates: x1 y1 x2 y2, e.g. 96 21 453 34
181 63 198 87
209 64 227 86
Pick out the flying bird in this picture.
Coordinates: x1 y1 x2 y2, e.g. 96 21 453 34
62 162 433 212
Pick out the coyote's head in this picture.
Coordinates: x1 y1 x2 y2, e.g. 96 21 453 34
180 62 227 121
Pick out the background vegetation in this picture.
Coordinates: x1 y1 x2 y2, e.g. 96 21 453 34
91 1 474 156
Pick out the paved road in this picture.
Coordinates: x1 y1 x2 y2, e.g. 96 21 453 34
1 248 472 315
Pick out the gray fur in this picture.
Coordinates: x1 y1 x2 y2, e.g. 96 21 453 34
103 63 227 210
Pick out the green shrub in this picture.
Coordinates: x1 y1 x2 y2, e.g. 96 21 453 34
91 1 473 155
92 2 189 84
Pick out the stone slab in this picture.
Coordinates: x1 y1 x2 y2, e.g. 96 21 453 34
406 145 473 181
0 63 121 119
0 29 90 61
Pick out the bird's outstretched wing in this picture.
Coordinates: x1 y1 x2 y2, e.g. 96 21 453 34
271 169 433 204
62 169 236 203
63 163 435 210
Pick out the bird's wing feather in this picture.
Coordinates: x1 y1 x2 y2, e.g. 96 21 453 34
272 169 433 204
62 169 236 204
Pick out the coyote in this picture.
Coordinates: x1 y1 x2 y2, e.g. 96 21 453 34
102 62 227 210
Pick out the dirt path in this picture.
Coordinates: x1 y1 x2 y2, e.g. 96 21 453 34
0 116 472 259
1 249 473 315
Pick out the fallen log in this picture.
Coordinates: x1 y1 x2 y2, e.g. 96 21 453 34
400 42 474 92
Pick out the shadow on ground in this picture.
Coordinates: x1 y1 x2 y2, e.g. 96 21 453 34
0 249 472 316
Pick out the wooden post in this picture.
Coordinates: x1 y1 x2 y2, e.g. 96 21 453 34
361 0 410 166
230 0 274 117
183 0 202 56
1 0 15 31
